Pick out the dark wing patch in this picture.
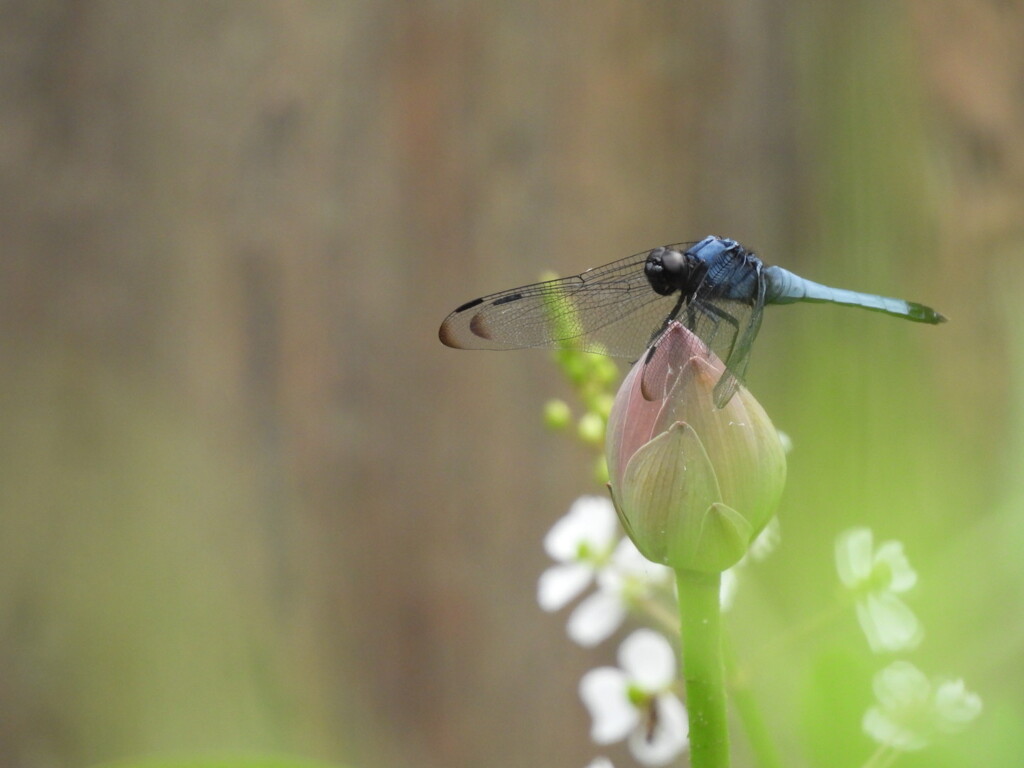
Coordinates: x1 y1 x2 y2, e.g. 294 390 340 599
453 297 484 313
491 293 523 307
469 313 493 341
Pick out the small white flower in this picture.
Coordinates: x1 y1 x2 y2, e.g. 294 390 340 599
538 496 620 612
585 758 614 768
579 629 689 766
863 661 982 751
566 538 673 647
835 528 922 653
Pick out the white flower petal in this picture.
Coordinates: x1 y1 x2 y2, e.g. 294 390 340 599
874 541 917 592
748 516 781 561
873 661 931 710
619 629 676 691
610 537 673 583
610 537 649 570
545 496 618 561
627 694 689 766
858 593 923 653
836 527 874 587
863 705 928 751
595 561 627 594
855 600 885 653
568 591 627 647
580 667 637 744
538 563 594 611
719 568 739 612
933 679 983 732
586 758 614 768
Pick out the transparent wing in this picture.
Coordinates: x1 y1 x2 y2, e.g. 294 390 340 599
439 246 695 359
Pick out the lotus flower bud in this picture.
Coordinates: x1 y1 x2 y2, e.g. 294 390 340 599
605 322 786 572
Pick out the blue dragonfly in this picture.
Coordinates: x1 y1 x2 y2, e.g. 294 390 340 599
439 236 946 407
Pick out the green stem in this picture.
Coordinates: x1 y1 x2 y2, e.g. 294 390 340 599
676 569 730 768
723 634 783 768
634 594 681 636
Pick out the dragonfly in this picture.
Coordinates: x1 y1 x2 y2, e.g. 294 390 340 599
438 236 946 408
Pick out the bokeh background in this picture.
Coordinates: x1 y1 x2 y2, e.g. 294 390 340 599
2 2 1023 767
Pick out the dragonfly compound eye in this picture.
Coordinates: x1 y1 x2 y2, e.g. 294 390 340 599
660 248 686 275
644 247 686 296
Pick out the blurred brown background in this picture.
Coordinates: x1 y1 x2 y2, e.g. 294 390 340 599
2 2 1023 768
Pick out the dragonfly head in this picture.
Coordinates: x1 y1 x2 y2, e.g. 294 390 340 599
644 246 706 296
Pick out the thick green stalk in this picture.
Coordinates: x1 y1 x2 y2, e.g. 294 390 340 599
676 569 730 767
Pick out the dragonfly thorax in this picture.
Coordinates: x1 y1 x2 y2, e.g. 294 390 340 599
644 246 706 296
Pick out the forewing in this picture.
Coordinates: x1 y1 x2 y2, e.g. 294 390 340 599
439 248 687 359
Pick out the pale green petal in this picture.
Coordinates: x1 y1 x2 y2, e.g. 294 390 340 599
863 706 929 751
617 423 719 565
836 527 874 587
683 502 752 573
858 593 923 653
875 540 918 592
873 661 931 709
933 679 983 732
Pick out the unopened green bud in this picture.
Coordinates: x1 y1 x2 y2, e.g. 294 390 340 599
577 411 605 445
543 399 572 431
605 323 786 572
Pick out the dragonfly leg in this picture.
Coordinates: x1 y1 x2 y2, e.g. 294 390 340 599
643 293 688 354
640 293 688 397
685 303 698 330
696 301 742 362
687 303 742 408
